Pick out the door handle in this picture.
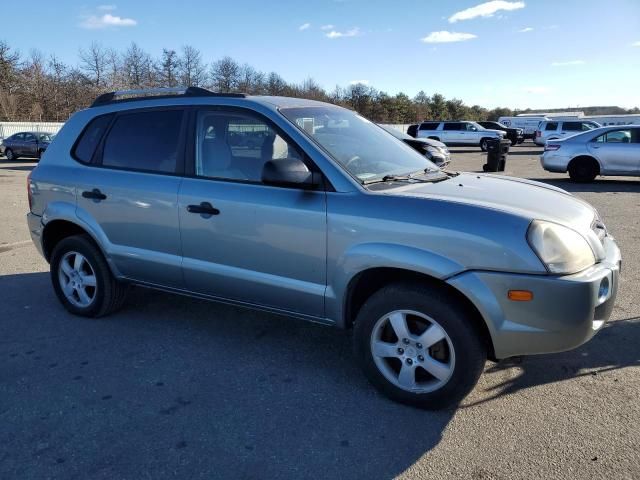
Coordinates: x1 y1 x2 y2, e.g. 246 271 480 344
187 202 220 216
82 188 107 200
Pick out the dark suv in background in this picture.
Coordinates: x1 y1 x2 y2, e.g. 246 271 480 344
477 121 524 146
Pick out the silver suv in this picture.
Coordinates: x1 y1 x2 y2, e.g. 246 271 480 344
416 121 505 151
27 88 621 409
534 120 601 146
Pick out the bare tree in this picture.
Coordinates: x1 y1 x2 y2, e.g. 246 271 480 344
122 43 153 89
178 45 207 87
210 56 239 92
105 48 123 90
157 48 180 87
79 42 107 87
265 72 286 95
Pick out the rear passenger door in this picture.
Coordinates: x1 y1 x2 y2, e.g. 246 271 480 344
178 107 327 317
74 108 186 288
441 122 462 144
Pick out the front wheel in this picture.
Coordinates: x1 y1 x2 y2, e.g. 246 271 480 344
50 235 128 317
354 283 487 409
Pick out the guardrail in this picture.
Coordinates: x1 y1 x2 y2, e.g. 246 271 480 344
0 122 65 139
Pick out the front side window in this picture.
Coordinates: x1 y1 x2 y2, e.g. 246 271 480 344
102 110 183 173
195 110 302 182
280 106 438 183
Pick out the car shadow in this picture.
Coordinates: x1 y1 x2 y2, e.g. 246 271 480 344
507 149 544 156
1 272 455 479
465 316 640 408
529 177 640 193
0 159 37 172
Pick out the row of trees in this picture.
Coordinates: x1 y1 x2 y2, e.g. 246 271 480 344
1 40 637 124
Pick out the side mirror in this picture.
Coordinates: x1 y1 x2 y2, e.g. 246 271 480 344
261 158 321 189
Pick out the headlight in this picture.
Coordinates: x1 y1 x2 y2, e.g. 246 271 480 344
527 220 595 274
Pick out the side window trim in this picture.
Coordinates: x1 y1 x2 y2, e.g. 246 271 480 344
91 106 187 176
186 105 329 191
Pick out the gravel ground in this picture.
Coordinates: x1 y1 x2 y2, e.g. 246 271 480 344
1 144 638 480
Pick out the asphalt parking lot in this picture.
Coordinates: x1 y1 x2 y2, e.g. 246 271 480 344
1 143 638 480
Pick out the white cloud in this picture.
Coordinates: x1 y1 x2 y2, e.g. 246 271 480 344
349 80 369 85
518 27 533 32
298 23 311 31
551 60 585 67
97 4 116 10
80 12 137 29
524 86 549 94
421 31 477 43
325 27 360 39
320 24 335 30
449 1 525 23
632 41 640 47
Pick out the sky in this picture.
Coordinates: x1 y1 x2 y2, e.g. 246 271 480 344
4 0 640 109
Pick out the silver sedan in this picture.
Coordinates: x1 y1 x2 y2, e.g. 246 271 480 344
541 125 640 182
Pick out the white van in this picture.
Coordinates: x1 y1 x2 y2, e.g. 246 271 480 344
498 116 548 139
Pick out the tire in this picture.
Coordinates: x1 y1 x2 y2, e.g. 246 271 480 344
568 157 598 183
510 137 518 146
480 138 490 152
50 234 128 317
5 148 16 161
354 282 487 410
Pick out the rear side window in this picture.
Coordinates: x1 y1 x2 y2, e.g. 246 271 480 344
73 114 113 163
102 110 183 173
419 122 439 130
443 123 461 131
562 122 582 131
544 122 558 131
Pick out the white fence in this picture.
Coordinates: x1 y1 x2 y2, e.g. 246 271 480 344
381 123 412 133
0 122 65 139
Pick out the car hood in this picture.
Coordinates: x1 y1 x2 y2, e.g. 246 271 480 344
381 173 596 229
414 137 447 149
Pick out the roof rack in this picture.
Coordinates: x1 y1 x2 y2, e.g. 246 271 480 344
90 87 246 107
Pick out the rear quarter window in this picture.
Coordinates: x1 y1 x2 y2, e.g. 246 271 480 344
72 114 114 164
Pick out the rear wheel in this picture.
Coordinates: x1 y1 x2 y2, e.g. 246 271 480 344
5 148 15 160
568 157 599 182
480 138 490 151
50 235 128 317
354 282 487 409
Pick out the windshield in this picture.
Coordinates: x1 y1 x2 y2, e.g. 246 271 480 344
280 106 438 183
38 133 53 141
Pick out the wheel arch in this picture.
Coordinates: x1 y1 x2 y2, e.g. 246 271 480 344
41 219 120 278
568 155 601 174
343 267 496 360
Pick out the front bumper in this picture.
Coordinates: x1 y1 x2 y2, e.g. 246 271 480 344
27 212 45 258
448 236 621 359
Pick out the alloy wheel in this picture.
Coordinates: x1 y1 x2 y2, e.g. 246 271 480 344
370 310 455 393
58 251 98 308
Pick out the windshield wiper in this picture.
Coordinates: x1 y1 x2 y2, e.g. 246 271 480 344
363 169 450 185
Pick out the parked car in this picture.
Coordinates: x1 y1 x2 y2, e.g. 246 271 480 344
415 121 505 151
498 116 549 140
1 131 54 160
380 125 450 167
541 125 640 182
478 121 524 146
534 120 601 146
27 87 621 409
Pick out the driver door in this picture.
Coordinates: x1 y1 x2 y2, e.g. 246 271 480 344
178 107 327 317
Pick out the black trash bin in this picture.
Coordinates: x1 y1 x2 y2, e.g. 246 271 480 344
482 138 510 172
